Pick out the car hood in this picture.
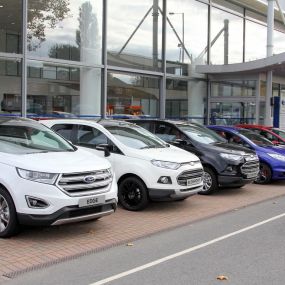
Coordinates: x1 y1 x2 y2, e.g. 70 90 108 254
0 148 111 173
127 145 201 163
204 142 255 155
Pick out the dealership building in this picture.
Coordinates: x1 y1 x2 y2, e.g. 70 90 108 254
1 0 285 127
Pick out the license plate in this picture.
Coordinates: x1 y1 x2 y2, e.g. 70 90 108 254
187 177 202 186
78 195 105 208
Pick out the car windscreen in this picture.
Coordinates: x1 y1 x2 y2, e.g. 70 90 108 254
0 122 75 154
104 124 167 149
238 129 273 147
272 128 285 139
177 124 225 144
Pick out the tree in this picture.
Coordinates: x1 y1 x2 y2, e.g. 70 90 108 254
28 0 70 51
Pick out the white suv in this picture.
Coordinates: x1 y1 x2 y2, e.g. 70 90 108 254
41 119 204 211
0 117 117 238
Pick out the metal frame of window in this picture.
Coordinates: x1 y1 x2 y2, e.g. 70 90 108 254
2 0 283 121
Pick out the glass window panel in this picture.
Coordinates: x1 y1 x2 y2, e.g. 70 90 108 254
107 72 159 117
211 81 256 97
27 60 101 117
0 59 22 116
245 20 267 61
28 0 102 64
0 0 22 54
274 30 285 55
211 7 243 64
107 0 162 71
166 0 208 76
210 102 256 125
166 79 206 123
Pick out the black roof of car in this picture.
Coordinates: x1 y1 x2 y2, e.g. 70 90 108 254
128 118 205 128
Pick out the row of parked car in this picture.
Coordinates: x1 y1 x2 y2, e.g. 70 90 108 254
0 116 284 238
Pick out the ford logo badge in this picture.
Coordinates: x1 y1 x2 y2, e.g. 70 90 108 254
84 176 96 184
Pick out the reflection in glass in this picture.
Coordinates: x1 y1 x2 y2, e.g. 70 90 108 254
211 81 256 97
28 0 102 64
0 0 22 54
245 20 267 61
107 72 159 117
166 79 206 123
0 59 22 116
211 7 243 64
210 102 256 125
166 0 208 76
27 61 101 117
107 0 162 71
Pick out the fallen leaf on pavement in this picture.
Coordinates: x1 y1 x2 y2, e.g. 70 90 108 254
217 275 229 281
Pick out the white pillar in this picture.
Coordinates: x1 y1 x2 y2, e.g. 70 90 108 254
79 2 101 117
265 0 274 125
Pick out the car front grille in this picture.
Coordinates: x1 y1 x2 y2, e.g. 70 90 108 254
177 168 204 186
57 169 112 197
241 160 260 178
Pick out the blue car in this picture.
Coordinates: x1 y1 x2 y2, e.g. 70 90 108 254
208 125 285 184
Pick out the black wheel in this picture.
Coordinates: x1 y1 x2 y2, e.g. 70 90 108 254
0 187 19 238
199 166 218 195
118 177 149 211
255 163 272 184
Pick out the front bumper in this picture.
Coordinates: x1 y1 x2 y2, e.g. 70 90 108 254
148 185 202 201
17 199 117 226
218 175 256 187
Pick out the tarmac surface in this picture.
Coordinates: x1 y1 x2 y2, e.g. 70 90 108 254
0 182 285 281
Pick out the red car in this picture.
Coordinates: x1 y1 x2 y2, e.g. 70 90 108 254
236 124 285 145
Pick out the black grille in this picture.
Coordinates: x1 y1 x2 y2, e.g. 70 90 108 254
177 168 204 186
241 160 259 178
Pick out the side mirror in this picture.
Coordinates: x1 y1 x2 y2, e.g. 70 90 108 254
95 144 111 157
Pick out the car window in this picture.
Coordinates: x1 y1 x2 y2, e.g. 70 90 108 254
76 125 108 146
52 124 73 141
154 123 183 142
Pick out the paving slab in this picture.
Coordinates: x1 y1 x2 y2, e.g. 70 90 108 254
0 182 285 280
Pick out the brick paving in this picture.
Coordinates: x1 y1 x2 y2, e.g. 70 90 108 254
0 182 285 280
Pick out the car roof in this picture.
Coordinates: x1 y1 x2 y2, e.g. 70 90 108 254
208 125 241 131
0 116 36 125
128 118 203 127
236 124 272 129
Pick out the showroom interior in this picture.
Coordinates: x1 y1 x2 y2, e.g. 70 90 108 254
1 0 285 126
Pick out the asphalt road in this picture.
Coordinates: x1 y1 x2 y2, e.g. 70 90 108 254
2 195 285 285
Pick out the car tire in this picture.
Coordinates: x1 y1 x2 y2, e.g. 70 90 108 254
0 187 19 238
255 162 272 184
199 166 218 195
118 177 149 211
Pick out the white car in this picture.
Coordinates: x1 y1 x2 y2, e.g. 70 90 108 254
41 119 204 211
0 117 117 238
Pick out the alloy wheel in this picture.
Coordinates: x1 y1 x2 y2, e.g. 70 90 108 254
0 194 10 233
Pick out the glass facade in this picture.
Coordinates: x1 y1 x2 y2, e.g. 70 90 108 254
107 0 162 71
0 0 284 123
166 0 208 76
107 72 159 117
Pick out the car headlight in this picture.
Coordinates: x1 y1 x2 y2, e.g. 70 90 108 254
220 153 243 162
17 168 59 184
151 160 181 170
267 153 285 161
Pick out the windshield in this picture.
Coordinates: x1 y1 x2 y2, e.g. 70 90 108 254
0 120 75 154
104 123 167 149
239 129 273 147
271 128 285 139
178 124 225 144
